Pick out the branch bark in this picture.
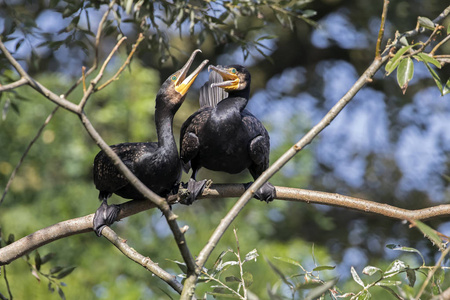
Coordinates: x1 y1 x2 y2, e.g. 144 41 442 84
3 184 450 266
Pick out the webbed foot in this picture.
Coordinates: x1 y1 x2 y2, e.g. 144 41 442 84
93 199 120 236
244 181 276 203
180 178 207 205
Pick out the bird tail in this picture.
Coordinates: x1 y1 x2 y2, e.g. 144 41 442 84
199 66 228 108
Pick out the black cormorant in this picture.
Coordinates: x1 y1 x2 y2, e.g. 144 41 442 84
180 64 276 203
92 50 208 236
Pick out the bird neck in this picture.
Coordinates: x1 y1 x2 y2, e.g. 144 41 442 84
155 105 177 151
218 95 248 112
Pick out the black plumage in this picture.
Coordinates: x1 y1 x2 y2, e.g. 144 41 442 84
180 64 275 203
92 50 208 236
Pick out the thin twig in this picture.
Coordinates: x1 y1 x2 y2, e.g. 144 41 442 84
375 0 389 59
2 265 13 300
64 0 116 96
0 39 80 113
0 77 28 92
0 1 115 204
415 246 450 299
233 228 247 299
78 36 127 109
96 33 145 91
0 106 59 204
101 226 184 294
192 56 389 288
430 32 450 56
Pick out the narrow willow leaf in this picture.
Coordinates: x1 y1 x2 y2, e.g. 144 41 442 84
273 256 303 268
313 265 336 272
415 53 441 69
443 78 450 96
351 266 365 287
418 16 435 30
385 44 414 75
206 292 241 299
35 251 42 271
378 286 403 299
414 220 443 250
243 272 253 287
362 266 382 276
406 269 416 287
385 244 425 266
384 260 406 277
56 266 76 279
356 290 371 300
376 280 402 286
225 276 241 283
423 61 444 96
397 57 414 94
304 278 338 300
266 258 294 288
166 259 187 273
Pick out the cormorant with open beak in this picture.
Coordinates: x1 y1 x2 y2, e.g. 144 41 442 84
180 64 276 204
92 50 208 236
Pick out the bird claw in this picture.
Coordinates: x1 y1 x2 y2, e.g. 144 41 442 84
244 181 275 203
93 200 120 237
180 178 207 205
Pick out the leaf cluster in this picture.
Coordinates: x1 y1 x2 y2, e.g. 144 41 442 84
385 17 450 95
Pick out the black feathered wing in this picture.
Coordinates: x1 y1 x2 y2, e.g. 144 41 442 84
93 142 158 194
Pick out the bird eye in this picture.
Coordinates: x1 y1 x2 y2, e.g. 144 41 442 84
171 75 177 81
231 68 237 74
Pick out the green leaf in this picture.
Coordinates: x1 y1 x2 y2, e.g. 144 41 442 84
406 269 416 287
35 251 42 271
385 44 414 75
166 259 187 274
244 249 258 262
57 287 66 300
443 78 450 96
313 265 336 272
362 266 382 276
225 276 241 283
447 24 450 34
378 286 402 299
206 292 241 299
423 61 444 94
50 266 63 274
376 280 402 286
397 57 414 94
243 272 253 287
385 244 425 265
415 53 441 69
414 220 443 250
356 290 371 300
41 253 56 265
56 267 75 279
351 266 365 287
384 260 407 277
304 278 338 300
418 16 435 30
266 258 294 288
273 256 303 268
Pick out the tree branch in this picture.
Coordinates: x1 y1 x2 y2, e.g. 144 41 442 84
0 2 117 205
188 54 389 297
375 0 389 59
3 184 450 266
0 77 28 92
101 227 184 294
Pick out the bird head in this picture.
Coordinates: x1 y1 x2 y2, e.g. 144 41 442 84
208 65 251 93
157 49 208 110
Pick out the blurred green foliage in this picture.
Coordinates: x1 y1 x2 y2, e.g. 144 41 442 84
1 0 450 299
